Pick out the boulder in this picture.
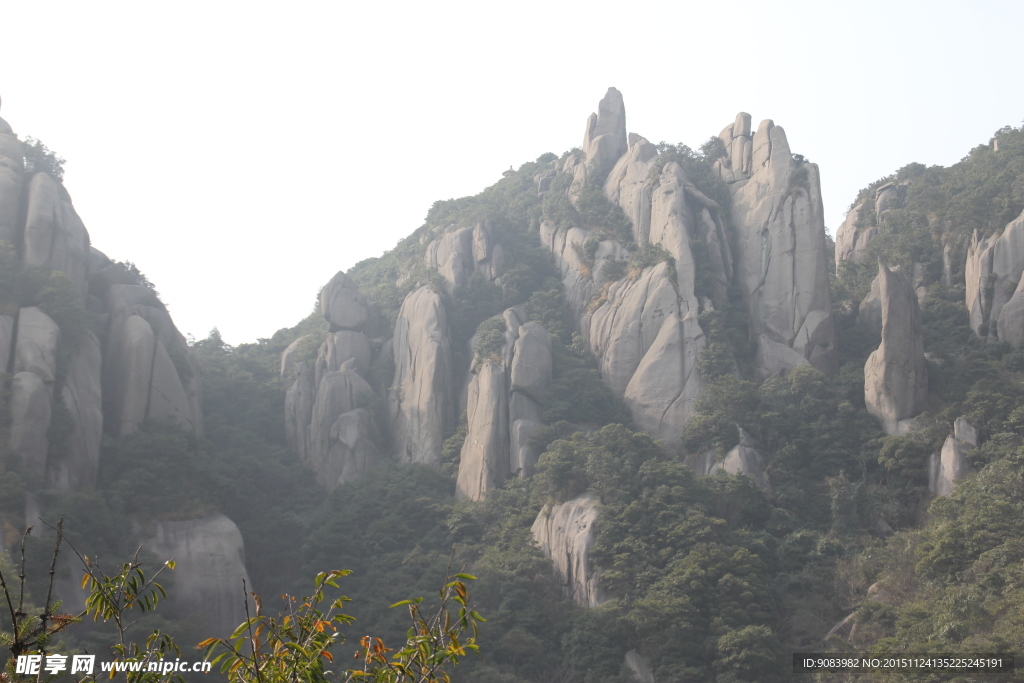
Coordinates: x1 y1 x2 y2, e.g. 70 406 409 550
875 182 898 217
14 307 60 383
389 286 454 464
324 408 380 487
929 416 977 497
9 371 51 481
864 261 928 434
727 118 836 376
55 331 103 491
320 271 369 331
143 513 252 638
531 494 606 607
582 87 627 180
456 359 509 501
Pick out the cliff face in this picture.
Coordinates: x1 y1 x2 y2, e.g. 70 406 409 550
0 115 202 492
0 108 247 641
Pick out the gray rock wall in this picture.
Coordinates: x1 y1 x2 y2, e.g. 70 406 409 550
966 209 1024 339
929 416 977 497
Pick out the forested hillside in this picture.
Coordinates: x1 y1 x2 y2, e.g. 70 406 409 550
2 92 1024 682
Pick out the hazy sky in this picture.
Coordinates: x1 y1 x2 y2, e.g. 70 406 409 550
1 0 1022 344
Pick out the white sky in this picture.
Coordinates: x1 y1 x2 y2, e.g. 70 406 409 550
1 0 1022 344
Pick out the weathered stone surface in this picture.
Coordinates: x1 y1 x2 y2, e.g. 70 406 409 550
589 261 680 395
649 163 700 315
327 330 371 377
756 334 809 377
604 135 658 243
14 307 60 383
309 368 375 484
55 331 103 491
0 132 22 244
424 222 502 287
280 334 313 381
875 182 898 217
624 312 705 443
509 322 552 403
101 286 203 437
320 271 368 331
582 87 627 180
864 262 928 434
389 286 453 464
929 416 978 497
23 172 90 296
143 513 251 637
858 266 889 338
538 221 597 318
9 371 51 481
727 119 836 376
965 209 1024 339
456 359 509 501
531 494 606 607
324 408 379 487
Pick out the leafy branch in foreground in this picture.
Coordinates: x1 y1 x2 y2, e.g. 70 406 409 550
203 560 484 683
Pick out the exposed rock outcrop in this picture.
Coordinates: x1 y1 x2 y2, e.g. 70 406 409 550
864 261 928 435
424 222 504 289
965 209 1024 339
143 513 251 637
14 307 60 383
54 332 103 490
456 310 552 501
531 494 605 607
23 172 90 297
691 428 772 493
582 87 627 182
0 125 22 244
284 271 383 487
724 117 836 377
389 286 454 464
834 202 876 268
320 271 369 331
929 416 978 497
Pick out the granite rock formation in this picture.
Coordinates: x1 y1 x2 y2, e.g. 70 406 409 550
531 494 605 607
864 261 928 435
929 416 978 497
965 209 1024 339
456 309 552 501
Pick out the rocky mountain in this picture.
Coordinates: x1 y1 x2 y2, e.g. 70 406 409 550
4 90 1024 682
